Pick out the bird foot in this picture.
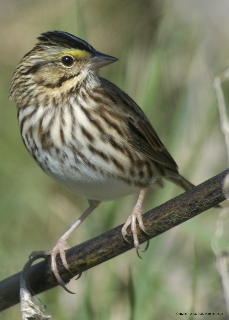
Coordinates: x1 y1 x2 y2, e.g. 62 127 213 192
121 202 149 249
30 237 74 294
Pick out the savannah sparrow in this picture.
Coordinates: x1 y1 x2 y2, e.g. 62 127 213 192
9 31 194 289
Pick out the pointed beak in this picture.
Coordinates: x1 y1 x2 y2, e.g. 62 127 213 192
86 51 118 70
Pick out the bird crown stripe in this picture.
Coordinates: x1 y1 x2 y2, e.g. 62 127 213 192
37 31 95 53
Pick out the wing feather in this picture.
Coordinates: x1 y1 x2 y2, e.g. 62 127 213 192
100 79 179 173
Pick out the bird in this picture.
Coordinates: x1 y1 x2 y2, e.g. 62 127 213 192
9 30 194 290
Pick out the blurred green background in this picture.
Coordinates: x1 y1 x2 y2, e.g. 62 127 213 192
0 0 228 319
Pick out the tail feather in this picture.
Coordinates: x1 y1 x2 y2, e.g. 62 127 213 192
166 174 221 208
166 174 195 191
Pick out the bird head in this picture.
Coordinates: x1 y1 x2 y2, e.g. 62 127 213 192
9 31 118 101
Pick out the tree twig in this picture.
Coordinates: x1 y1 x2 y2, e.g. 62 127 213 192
0 169 227 312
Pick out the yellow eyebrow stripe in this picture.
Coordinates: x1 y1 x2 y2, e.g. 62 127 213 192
61 49 92 59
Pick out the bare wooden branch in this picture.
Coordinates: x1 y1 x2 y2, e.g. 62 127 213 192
0 169 227 312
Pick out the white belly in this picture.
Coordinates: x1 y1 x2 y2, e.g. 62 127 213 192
40 150 138 202
51 171 137 201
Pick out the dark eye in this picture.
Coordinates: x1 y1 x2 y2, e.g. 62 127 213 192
61 56 74 67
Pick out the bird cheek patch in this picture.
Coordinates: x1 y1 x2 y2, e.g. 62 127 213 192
33 65 63 88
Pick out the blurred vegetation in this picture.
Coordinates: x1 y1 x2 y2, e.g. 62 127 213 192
0 0 228 319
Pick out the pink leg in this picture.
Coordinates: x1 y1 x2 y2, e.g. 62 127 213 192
121 187 149 249
30 200 100 291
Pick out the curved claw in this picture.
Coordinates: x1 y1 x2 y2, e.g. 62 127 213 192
136 248 142 259
55 273 75 294
50 250 75 294
30 246 75 294
121 215 132 244
136 240 150 259
59 246 75 278
75 272 82 280
141 240 150 252
55 276 74 294
122 203 149 249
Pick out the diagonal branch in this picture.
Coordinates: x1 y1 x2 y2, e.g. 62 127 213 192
0 169 228 312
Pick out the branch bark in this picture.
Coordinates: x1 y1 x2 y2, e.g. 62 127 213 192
0 169 228 312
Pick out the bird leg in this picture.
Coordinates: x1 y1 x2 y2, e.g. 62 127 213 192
121 186 149 249
30 200 100 292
